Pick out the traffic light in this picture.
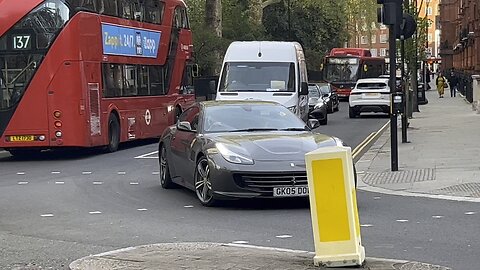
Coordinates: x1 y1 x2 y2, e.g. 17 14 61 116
377 0 417 40
377 0 403 26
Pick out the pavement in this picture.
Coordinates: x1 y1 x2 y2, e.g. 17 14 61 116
67 86 464 269
356 85 480 202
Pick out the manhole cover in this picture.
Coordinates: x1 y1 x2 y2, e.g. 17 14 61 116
433 183 480 198
362 168 435 185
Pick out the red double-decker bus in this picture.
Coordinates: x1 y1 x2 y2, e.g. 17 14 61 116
0 0 196 156
321 48 386 98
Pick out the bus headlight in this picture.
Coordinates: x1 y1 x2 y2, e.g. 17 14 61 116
55 131 62 138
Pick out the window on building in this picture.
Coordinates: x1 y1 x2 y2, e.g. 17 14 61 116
427 7 432 16
380 48 387 57
428 34 432 42
380 34 388 43
360 36 367 45
371 35 377 44
370 49 378 57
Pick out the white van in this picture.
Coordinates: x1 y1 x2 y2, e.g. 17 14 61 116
215 41 310 121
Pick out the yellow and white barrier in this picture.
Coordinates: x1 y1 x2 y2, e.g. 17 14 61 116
305 146 365 267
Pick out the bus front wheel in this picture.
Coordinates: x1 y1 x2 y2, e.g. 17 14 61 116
106 114 120 152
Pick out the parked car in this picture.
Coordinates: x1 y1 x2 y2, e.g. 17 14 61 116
349 78 391 118
308 84 328 125
158 100 351 206
316 82 339 113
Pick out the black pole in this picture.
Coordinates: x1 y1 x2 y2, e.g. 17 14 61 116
401 38 408 143
389 25 399 171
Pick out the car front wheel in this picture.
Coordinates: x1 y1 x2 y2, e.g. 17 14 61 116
194 156 217 206
159 144 176 189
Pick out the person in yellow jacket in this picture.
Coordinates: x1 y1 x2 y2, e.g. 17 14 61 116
436 72 447 98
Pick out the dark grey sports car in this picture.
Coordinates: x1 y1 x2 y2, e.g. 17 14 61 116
158 100 347 206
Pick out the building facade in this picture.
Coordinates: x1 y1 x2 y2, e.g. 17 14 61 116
350 0 441 61
439 0 480 74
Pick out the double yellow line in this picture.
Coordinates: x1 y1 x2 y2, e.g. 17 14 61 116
352 121 390 163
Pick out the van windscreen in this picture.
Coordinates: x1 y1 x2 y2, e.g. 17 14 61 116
218 62 295 92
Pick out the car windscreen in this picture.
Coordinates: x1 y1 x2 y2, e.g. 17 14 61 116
308 86 320 98
203 104 306 133
218 62 295 92
356 82 387 89
318 85 330 95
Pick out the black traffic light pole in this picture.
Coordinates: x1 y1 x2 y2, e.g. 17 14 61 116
389 25 399 171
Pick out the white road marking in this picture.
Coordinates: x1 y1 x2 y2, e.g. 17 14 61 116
396 219 409 223
275 235 293 239
118 172 126 175
137 209 148 211
465 212 476 215
82 171 92 175
361 224 374 227
232 241 249 244
432 216 444 219
134 151 158 159
373 196 381 200
51 171 61 174
93 182 103 185
16 172 25 175
358 184 480 203
89 211 102 214
18 181 29 185
41 214 54 217
152 172 160 175
184 205 194 208
130 182 139 185
55 181 65 185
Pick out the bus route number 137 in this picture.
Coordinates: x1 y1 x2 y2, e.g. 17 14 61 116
12 35 32 50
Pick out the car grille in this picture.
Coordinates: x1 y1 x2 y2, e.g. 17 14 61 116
234 172 308 194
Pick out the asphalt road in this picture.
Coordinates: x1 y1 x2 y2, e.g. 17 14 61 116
2 103 478 269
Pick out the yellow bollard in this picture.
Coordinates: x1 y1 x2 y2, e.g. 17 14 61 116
305 146 365 267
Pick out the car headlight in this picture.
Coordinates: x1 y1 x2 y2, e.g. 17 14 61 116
314 103 324 109
215 143 254 165
287 106 297 114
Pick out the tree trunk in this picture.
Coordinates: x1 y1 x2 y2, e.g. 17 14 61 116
248 0 263 25
205 0 222 38
205 0 222 75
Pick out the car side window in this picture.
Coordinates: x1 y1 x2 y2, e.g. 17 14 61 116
178 106 200 131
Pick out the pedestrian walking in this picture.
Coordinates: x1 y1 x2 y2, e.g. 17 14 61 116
436 72 447 98
449 70 458 97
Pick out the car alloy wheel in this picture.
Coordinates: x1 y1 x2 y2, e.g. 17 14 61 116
159 145 175 189
194 157 216 206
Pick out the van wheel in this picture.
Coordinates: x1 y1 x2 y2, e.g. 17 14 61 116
320 114 328 125
106 114 120 152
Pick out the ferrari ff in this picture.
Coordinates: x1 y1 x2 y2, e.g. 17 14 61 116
158 101 351 206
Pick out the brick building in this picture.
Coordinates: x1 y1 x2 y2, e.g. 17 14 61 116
350 0 441 62
439 0 480 74
439 0 480 102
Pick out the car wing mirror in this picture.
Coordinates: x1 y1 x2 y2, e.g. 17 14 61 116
177 121 193 132
322 93 329 98
307 119 320 129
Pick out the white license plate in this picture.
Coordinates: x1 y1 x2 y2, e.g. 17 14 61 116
273 186 309 197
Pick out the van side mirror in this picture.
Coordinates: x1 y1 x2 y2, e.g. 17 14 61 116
300 82 309 95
